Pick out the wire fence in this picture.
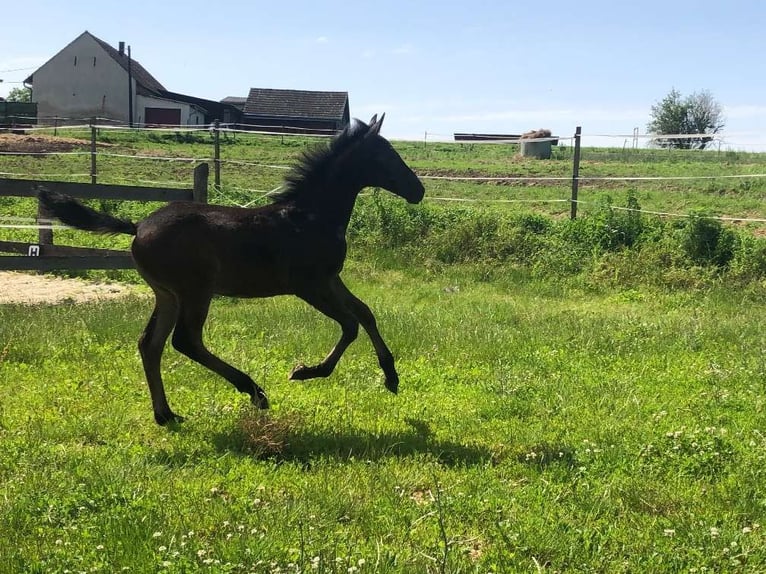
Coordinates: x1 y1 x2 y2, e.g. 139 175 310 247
2 122 766 228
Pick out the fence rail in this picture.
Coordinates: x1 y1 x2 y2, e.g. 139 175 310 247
2 121 766 269
0 163 208 271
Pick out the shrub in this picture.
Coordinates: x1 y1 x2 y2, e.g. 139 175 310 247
730 233 766 282
346 192 765 287
680 214 735 267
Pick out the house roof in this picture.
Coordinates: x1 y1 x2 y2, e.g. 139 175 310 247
221 96 247 108
156 90 242 120
89 33 165 96
25 31 166 96
243 88 348 120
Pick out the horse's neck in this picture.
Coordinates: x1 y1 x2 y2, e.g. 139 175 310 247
315 181 361 231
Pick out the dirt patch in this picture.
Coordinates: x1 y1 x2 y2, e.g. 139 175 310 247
0 271 136 305
0 133 110 154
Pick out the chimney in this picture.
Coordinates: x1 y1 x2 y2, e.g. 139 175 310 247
119 41 125 56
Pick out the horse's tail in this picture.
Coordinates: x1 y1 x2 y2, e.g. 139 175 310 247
38 189 138 236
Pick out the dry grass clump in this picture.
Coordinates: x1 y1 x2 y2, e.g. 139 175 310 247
235 408 301 457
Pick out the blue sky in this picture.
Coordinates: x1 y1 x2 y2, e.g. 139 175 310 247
1 0 764 148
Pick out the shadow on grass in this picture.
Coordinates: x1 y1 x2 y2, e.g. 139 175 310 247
210 413 497 467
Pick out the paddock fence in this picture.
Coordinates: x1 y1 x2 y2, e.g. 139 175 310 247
5 120 765 215
2 119 766 274
0 163 208 271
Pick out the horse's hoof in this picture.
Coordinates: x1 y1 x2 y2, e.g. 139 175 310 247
384 375 399 394
252 391 270 410
289 363 305 380
155 411 185 426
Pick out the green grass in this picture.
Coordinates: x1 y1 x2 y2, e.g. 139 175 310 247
3 129 766 572
2 264 766 572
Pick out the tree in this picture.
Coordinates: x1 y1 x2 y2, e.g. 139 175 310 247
647 89 725 150
5 87 31 102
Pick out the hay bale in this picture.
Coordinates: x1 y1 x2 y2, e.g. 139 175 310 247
519 128 553 159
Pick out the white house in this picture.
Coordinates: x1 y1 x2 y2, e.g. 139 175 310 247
24 31 222 126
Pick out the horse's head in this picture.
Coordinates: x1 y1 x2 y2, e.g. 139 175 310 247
356 114 425 204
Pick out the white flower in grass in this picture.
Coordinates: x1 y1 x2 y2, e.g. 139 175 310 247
710 526 721 537
152 532 162 538
663 529 676 537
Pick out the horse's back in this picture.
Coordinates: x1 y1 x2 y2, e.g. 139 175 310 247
131 201 345 298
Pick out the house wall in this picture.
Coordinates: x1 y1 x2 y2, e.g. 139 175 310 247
241 116 344 135
31 34 132 123
135 95 203 126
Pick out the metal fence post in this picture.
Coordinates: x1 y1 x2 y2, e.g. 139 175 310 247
570 126 582 220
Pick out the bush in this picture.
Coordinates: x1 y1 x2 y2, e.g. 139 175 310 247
730 233 766 282
680 214 735 267
561 192 644 252
346 192 764 288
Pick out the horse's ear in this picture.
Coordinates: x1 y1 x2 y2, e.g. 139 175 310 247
369 114 378 127
369 113 385 135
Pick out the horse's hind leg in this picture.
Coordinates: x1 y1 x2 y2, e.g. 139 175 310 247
138 287 181 425
171 293 269 409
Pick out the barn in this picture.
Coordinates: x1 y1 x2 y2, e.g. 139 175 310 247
237 88 350 135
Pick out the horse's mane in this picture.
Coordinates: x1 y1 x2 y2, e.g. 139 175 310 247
270 120 370 204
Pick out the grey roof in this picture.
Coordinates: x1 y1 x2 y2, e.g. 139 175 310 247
221 96 247 110
243 88 348 120
25 31 166 96
88 32 165 95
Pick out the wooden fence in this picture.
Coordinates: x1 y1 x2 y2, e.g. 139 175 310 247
0 163 208 271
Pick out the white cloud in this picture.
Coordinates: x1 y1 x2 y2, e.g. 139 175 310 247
723 104 766 120
433 106 648 130
391 44 413 55
316 36 329 44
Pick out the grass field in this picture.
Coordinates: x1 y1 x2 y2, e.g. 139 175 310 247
2 130 766 572
2 265 766 572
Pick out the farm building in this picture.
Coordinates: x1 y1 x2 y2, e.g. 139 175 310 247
235 88 350 134
24 31 347 132
24 31 241 127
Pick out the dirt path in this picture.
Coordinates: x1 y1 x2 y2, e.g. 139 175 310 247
0 271 136 305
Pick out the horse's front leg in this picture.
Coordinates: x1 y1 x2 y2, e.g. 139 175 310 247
290 285 359 381
331 278 399 393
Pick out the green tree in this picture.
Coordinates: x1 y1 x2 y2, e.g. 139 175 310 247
5 86 31 102
647 89 724 150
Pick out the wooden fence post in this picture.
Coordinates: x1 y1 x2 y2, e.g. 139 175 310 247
570 126 582 220
193 163 209 204
37 195 53 247
90 118 97 184
213 119 221 191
